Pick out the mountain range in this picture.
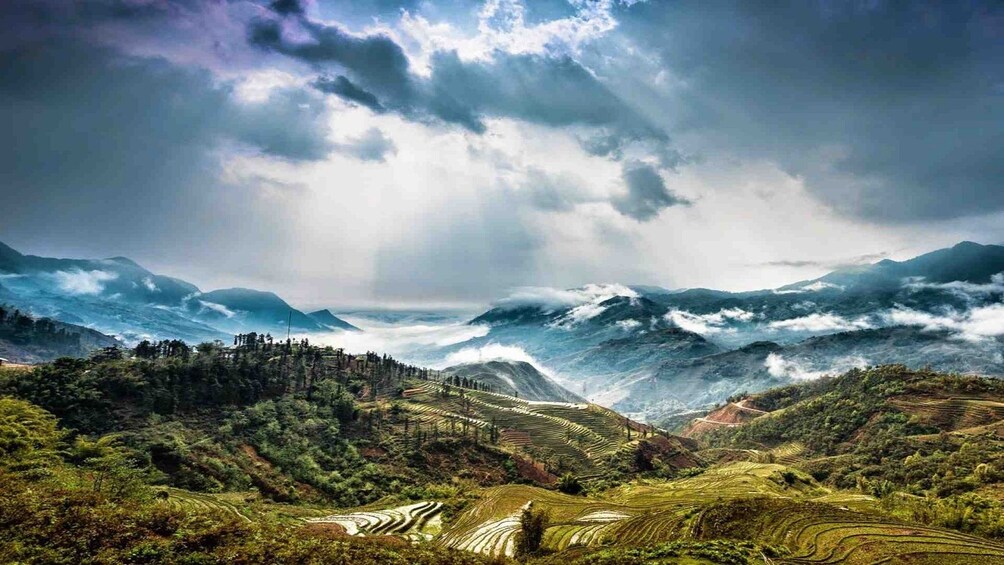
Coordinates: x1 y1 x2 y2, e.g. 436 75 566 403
3 240 1003 425
439 241 1004 423
0 241 356 348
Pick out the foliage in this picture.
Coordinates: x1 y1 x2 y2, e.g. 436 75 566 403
556 474 583 495
0 305 89 359
0 472 497 565
515 506 549 559
0 396 62 462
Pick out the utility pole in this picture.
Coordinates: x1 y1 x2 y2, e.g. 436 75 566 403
286 310 292 341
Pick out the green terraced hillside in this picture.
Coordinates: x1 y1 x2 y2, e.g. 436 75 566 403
392 379 694 474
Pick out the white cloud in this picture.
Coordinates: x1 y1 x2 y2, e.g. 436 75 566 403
768 312 872 332
665 307 756 335
496 283 638 311
52 269 118 295
198 300 236 318
142 277 159 292
764 352 869 381
773 281 844 294
801 281 844 292
904 273 1004 300
313 315 490 358
883 304 1004 342
443 343 539 367
397 0 620 72
615 319 641 331
546 284 639 328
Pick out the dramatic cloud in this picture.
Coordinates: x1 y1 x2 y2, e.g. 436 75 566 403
248 7 667 150
612 161 690 221
1 0 1001 306
0 38 332 256
615 1 1004 221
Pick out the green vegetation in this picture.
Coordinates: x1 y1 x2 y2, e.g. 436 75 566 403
5 352 1004 563
705 365 1004 542
0 305 107 361
515 506 549 559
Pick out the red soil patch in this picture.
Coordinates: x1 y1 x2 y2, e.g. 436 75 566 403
514 455 557 485
681 401 766 438
240 444 274 470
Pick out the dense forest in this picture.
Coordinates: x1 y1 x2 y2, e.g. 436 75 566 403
0 305 97 361
0 335 535 507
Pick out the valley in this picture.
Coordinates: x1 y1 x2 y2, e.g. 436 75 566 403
3 241 1004 563
5 2 1003 561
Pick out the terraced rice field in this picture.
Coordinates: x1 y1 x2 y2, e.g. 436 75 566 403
771 441 808 464
704 498 1004 564
400 381 628 468
307 501 444 541
437 461 1004 563
162 488 253 522
438 462 808 556
891 396 1004 432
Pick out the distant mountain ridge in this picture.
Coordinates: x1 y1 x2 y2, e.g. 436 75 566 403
0 241 356 344
447 241 1004 423
308 309 360 331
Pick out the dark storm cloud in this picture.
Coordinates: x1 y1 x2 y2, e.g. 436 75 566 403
615 0 1004 222
248 10 665 145
313 75 385 111
269 0 304 17
612 162 690 222
0 34 398 264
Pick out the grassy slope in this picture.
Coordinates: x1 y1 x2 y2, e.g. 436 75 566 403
8 355 1004 564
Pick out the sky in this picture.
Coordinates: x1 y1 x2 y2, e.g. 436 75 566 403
1 0 1002 309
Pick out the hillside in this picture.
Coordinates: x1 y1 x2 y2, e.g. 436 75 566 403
562 327 722 378
698 366 1004 520
443 360 583 402
6 354 1004 563
0 305 120 363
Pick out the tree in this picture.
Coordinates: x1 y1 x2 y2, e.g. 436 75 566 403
515 505 548 559
70 435 146 500
557 473 584 495
133 340 158 359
